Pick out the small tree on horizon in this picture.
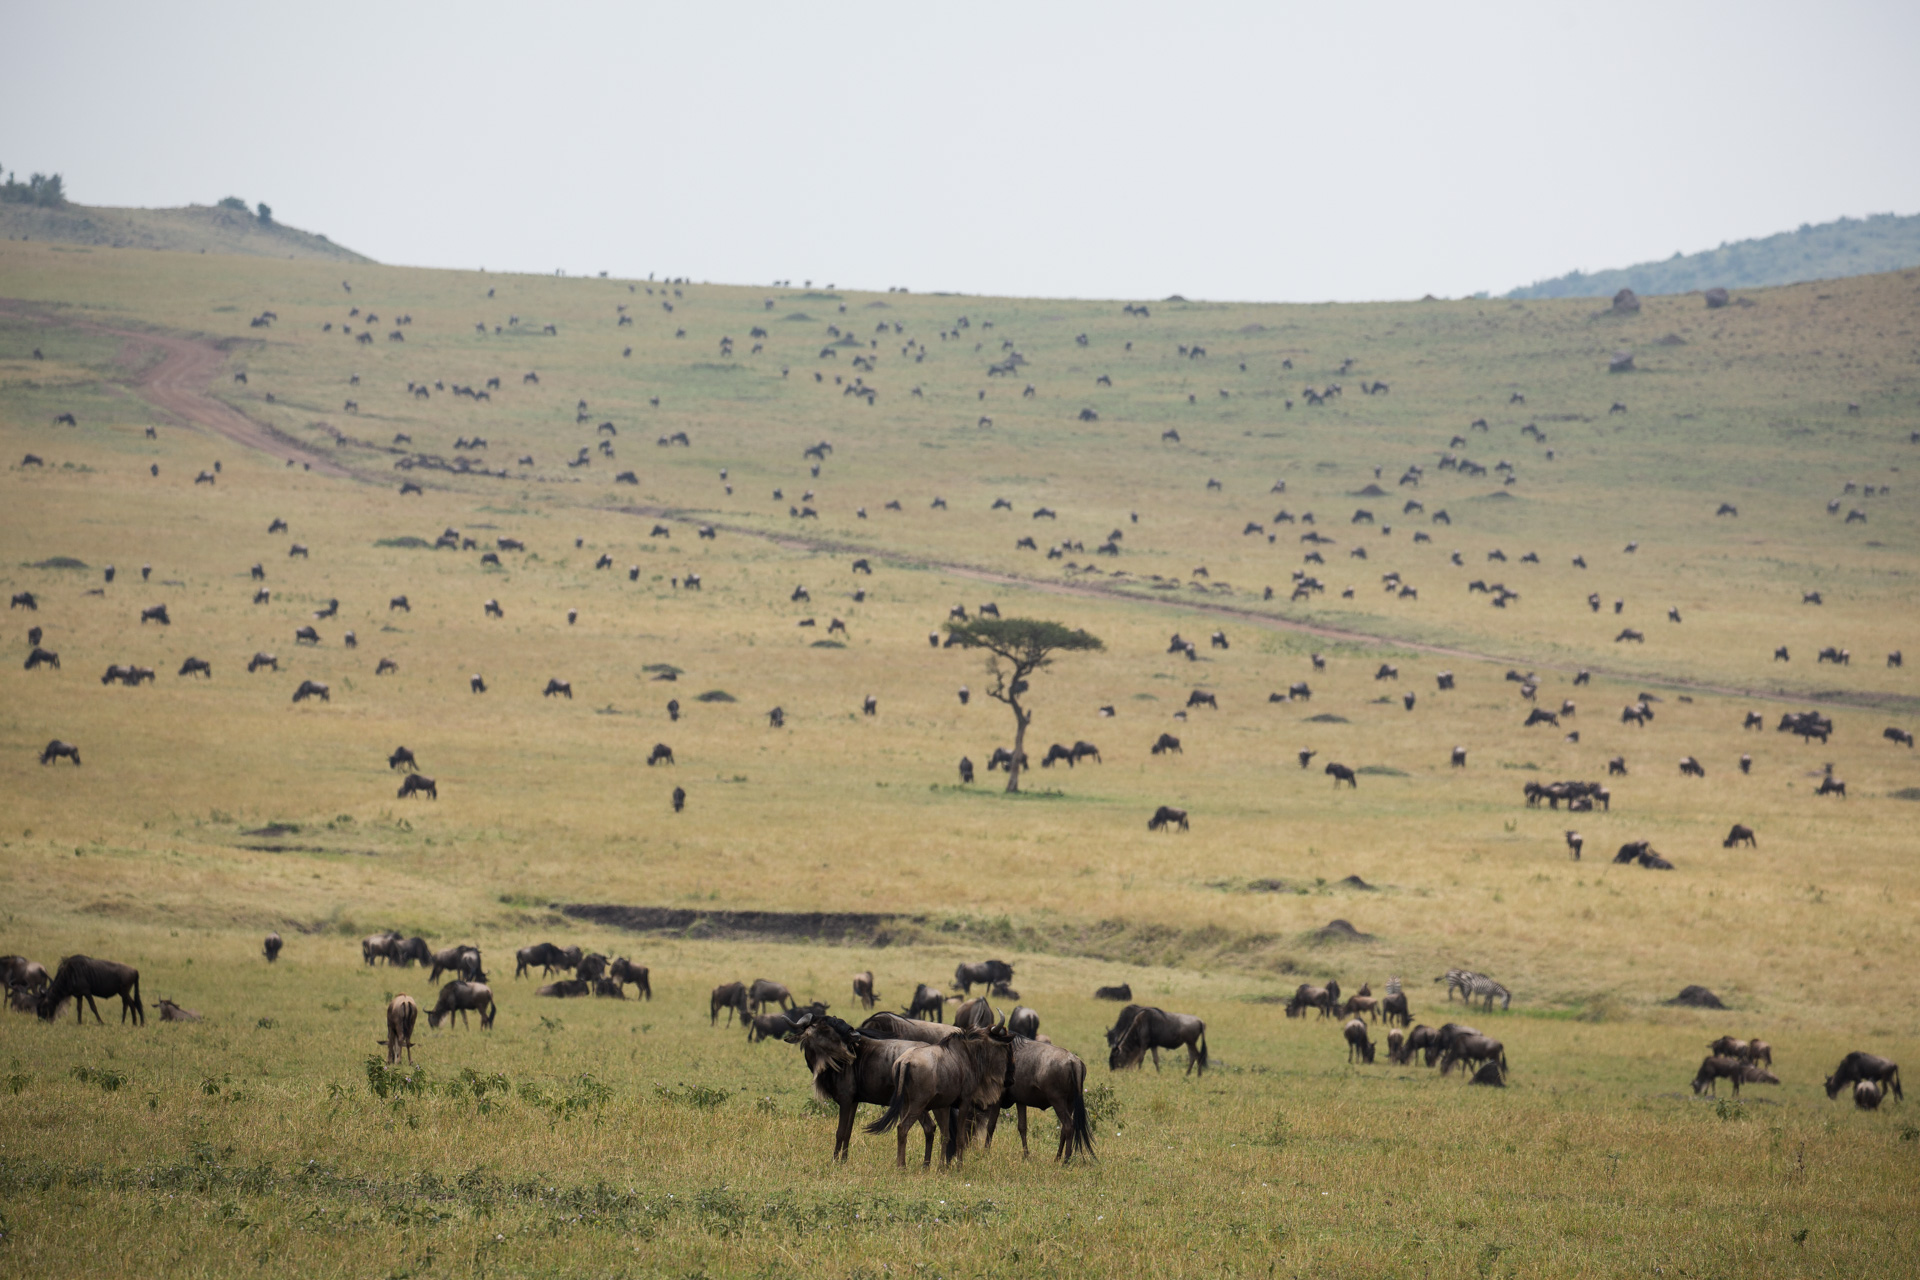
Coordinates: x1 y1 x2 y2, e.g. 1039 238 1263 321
944 617 1103 794
255 202 272 224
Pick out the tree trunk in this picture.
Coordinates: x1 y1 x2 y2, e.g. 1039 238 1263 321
1006 699 1031 794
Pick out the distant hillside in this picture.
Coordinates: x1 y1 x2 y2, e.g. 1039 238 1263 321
1506 212 1920 300
0 201 371 263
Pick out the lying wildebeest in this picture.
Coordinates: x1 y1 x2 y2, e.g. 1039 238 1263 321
397 774 436 800
647 743 675 766
536 979 590 998
1468 1061 1505 1087
1824 1052 1902 1102
1614 840 1672 869
792 1014 941 1162
954 960 1013 994
388 746 418 771
1151 732 1182 755
24 646 59 671
291 680 329 703
1148 805 1189 832
263 933 282 963
711 982 752 1026
1441 1034 1507 1080
427 980 496 1028
1343 1017 1376 1064
1691 1056 1778 1097
865 1024 1017 1167
1723 824 1756 848
749 978 796 1014
1094 984 1132 1002
852 971 878 1010
156 997 202 1022
1108 1004 1208 1075
38 956 144 1025
383 994 418 1064
609 957 650 998
904 982 950 1021
177 656 212 678
1326 762 1357 788
39 740 81 766
429 944 484 983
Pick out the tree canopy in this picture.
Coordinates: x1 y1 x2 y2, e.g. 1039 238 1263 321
944 618 1103 792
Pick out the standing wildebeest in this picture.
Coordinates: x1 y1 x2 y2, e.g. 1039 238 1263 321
1450 746 1467 767
362 931 400 965
384 994 418 1065
1187 690 1218 710
1148 805 1189 831
1007 1006 1041 1039
1679 756 1705 777
1855 1080 1886 1110
1441 1034 1507 1080
865 1024 1017 1167
140 604 171 626
391 936 431 968
853 971 878 1010
1325 762 1357 788
952 997 997 1030
1151 732 1182 755
1723 824 1756 848
1816 776 1847 797
38 956 144 1025
1381 991 1412 1026
291 680 329 703
671 785 685 812
396 774 436 800
9 591 36 610
248 652 278 673
543 678 572 699
749 979 796 1014
904 983 950 1021
983 1033 1095 1162
1824 1052 1902 1102
1343 1017 1376 1064
39 740 81 766
3 956 50 994
1285 983 1339 1019
954 960 1014 994
1692 1056 1778 1096
429 945 484 983
388 746 418 771
608 957 651 998
1885 727 1915 748
1107 1005 1208 1075
959 756 974 784
177 656 212 678
711 981 751 1026
792 1014 941 1162
25 646 59 670
647 743 675 766
515 942 564 978
426 980 495 1029
263 933 282 963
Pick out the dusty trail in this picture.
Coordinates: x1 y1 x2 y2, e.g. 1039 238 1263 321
15 302 1894 713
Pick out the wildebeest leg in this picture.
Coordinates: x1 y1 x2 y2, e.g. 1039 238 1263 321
85 993 104 1025
835 1102 857 1160
1151 1046 1161 1072
920 1115 937 1166
983 1104 999 1151
1017 1103 1032 1157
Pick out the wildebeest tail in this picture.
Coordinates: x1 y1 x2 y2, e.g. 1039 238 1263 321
1066 1067 1096 1162
864 1064 911 1134
1197 1027 1208 1071
130 970 144 1025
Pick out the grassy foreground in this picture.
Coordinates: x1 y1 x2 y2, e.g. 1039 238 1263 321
0 241 1916 1276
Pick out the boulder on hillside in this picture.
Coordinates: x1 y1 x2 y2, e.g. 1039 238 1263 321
1310 918 1374 943
1703 286 1730 309
1611 287 1641 314
1609 350 1636 373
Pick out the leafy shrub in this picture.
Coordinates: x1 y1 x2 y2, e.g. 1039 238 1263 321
71 1065 127 1093
654 1082 729 1110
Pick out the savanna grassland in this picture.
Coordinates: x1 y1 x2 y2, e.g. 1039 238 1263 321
0 241 1916 1278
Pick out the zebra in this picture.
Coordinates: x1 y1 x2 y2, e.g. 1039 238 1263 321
1464 974 1511 1011
1435 969 1478 1002
1385 975 1403 998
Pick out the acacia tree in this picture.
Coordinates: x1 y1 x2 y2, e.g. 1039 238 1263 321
944 617 1103 793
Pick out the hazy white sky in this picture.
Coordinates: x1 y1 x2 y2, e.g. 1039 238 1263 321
8 1 1918 301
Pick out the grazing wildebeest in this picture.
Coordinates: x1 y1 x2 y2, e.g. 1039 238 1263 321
1886 727 1915 748
1608 756 1628 776
294 625 321 646
9 591 37 610
140 604 171 626
1524 708 1559 727
647 743 674 766
904 983 950 1021
1187 690 1218 710
1343 1017 1376 1063
24 646 59 670
388 746 418 771
1823 1052 1902 1102
1855 1080 1886 1110
484 599 504 618
1692 1056 1777 1097
291 680 329 703
865 1024 1017 1167
1679 756 1705 777
953 997 997 1030
1148 805 1189 831
1723 824 1756 848
1381 991 1412 1027
543 678 572 699
853 971 878 1010
1616 629 1644 643
749 979 796 1014
397 774 437 800
1285 984 1339 1019
711 981 751 1026
2 957 50 994
38 956 144 1025
958 756 974 784
1816 776 1847 797
427 981 496 1029
263 933 282 963
1325 762 1357 788
384 995 419 1064
1151 732 1182 755
954 961 1013 994
247 652 278 673
1290 681 1312 700
1441 1034 1507 1080
1107 1005 1208 1075
39 740 81 766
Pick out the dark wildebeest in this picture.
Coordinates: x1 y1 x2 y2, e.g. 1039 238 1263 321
952 997 997 1030
9 591 37 610
1150 732 1182 756
1381 992 1412 1026
248 652 278 672
904 983 950 1022
959 756 974 784
1343 1017 1376 1064
647 743 675 766
1679 756 1705 778
429 945 483 984
1187 690 1218 710
1468 1061 1506 1086
383 994 418 1064
865 1024 1017 1167
609 958 651 998
792 1014 941 1162
362 931 400 965
1107 1004 1208 1075
140 604 171 626
391 937 431 968
1817 776 1847 797
672 785 685 811
38 956 144 1025
954 960 1013 994
295 625 320 645
39 740 81 766
177 656 212 678
749 979 796 1014
1148 805 1189 831
470 674 487 693
1326 762 1357 788
1855 1080 1886 1110
853 971 878 1010
1824 1052 1902 1102
1094 983 1132 1001
427 981 496 1028
1404 1024 1440 1066
1524 708 1559 728
711 981 751 1026
1692 1056 1778 1097
2 956 50 993
1885 727 1915 748
388 746 418 772
1041 742 1075 769
291 680 329 703
1069 740 1101 765
1451 746 1467 767
536 979 591 998
1285 983 1340 1019
397 774 437 800
543 678 572 699
1441 1034 1507 1080
1007 1006 1041 1039
1427 1023 1481 1068
983 1033 1095 1163
750 1002 828 1042
575 953 608 982
1723 824 1756 848
263 933 282 963
24 646 59 670
516 942 570 979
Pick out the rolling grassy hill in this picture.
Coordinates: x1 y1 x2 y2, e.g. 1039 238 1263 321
0 200 369 262
1 241 1915 1277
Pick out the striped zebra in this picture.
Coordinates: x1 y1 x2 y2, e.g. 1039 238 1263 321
1436 969 1512 1010
1435 969 1478 1002
1385 975 1403 998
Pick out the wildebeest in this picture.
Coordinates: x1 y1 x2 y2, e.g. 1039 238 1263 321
429 944 484 983
426 980 496 1029
24 646 59 671
853 971 878 1010
958 756 974 784
383 995 419 1064
543 678 572 699
39 740 81 766
953 996 997 1030
247 651 278 673
291 680 329 703
515 942 567 978
955 961 1013 994
643 743 676 768
982 1032 1095 1163
9 591 37 610
140 604 171 626
1823 1052 1902 1102
1284 983 1339 1019
1094 983 1133 1001
1107 1005 1208 1075
749 979 796 1014
38 956 144 1025
294 625 320 645
1187 690 1218 710
1441 1033 1507 1079
155 998 202 1022
864 1024 1017 1166
1885 727 1915 748
263 933 282 963
790 1014 942 1162
1816 776 1847 797
1679 756 1705 777
1151 733 1182 755
536 979 591 998
710 981 751 1026
388 746 418 771
1524 708 1559 728
1723 824 1756 848
1381 991 1412 1027
397 774 437 800
904 983 950 1021
1613 840 1672 869
606 958 650 998
1691 1055 1778 1097
1325 762 1357 788
1855 1080 1886 1110
1148 805 1189 831
1343 1017 1376 1063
